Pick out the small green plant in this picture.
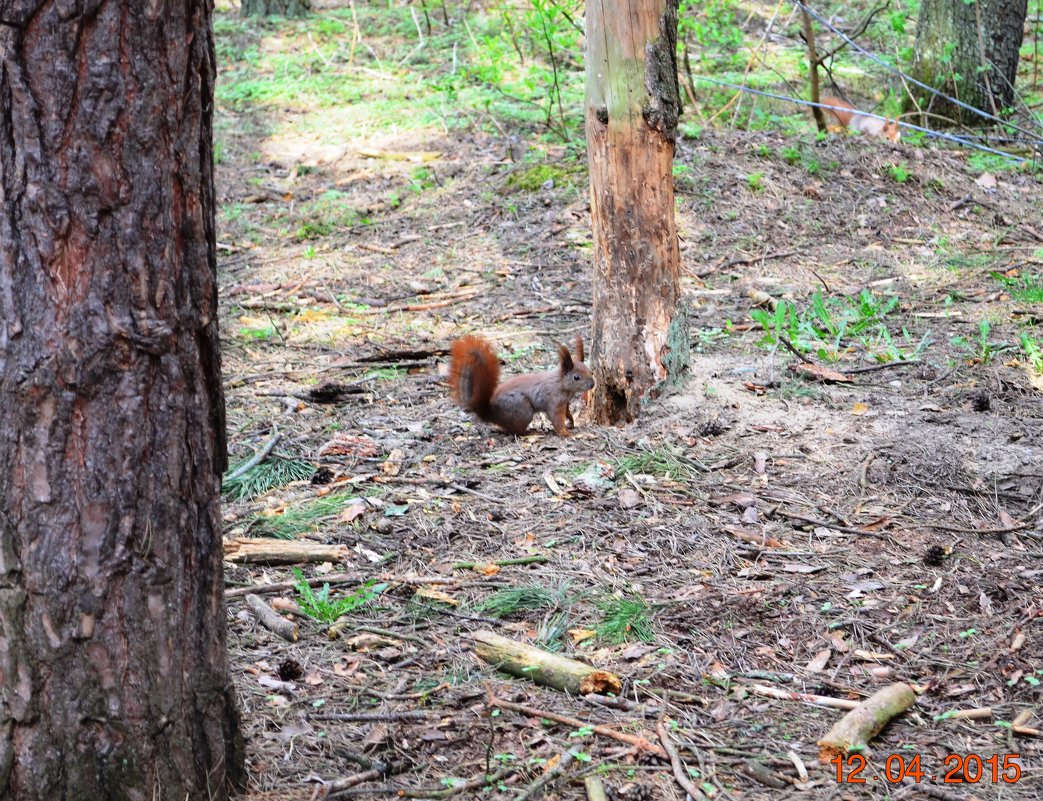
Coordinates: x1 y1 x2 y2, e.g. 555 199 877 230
1021 332 1043 374
780 145 800 164
951 319 1010 364
886 162 911 183
746 171 765 191
291 567 386 623
992 270 1043 303
597 595 654 643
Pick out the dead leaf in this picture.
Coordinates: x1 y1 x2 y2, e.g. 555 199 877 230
304 669 323 686
618 488 642 509
850 401 869 416
270 597 300 614
806 649 831 673
852 649 895 662
976 171 998 190
790 362 853 383
333 658 361 677
568 628 597 645
414 587 459 606
339 501 367 523
318 434 380 459
382 448 405 477
620 643 658 661
362 723 390 750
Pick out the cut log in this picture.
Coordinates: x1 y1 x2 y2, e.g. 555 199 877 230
472 630 622 695
245 594 299 642
224 537 349 565
817 682 917 759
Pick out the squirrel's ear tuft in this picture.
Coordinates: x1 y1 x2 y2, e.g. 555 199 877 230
575 335 585 363
558 344 574 372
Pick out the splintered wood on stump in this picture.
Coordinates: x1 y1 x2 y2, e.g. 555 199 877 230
586 0 686 425
0 4 243 799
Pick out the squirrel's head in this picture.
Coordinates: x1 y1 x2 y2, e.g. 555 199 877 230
883 119 901 143
559 336 595 393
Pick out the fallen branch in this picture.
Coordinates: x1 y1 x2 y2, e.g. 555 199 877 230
747 683 861 711
657 720 709 800
583 775 608 801
488 694 665 758
817 682 917 759
474 630 622 695
245 594 298 642
224 431 282 482
310 710 430 723
226 572 461 599
453 555 548 570
223 538 349 566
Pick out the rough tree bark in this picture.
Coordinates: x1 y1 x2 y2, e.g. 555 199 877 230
586 0 687 425
241 0 311 17
0 4 243 799
910 0 1027 123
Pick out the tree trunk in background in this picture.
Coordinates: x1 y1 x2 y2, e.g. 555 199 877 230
910 0 1027 123
0 4 243 799
241 0 311 17
586 0 687 425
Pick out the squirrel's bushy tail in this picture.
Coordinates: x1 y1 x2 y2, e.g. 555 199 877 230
449 335 500 421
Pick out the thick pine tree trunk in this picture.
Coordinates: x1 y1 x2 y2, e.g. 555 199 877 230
0 4 243 799
911 0 1027 123
241 0 311 17
586 0 686 425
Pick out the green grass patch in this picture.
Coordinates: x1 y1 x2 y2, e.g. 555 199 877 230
223 456 314 501
615 446 706 482
505 162 584 192
250 493 362 539
475 585 562 617
597 596 654 644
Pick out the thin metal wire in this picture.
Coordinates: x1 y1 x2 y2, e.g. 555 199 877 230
692 74 1028 163
796 0 1043 145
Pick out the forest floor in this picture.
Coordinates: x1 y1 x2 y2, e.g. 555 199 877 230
214 7 1043 801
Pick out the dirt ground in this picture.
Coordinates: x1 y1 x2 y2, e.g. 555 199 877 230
216 67 1043 799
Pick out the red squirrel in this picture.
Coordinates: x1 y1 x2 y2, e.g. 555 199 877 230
449 334 594 436
820 96 900 142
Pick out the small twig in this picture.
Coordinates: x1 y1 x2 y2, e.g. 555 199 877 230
515 749 575 801
245 594 298 642
771 508 893 539
657 720 709 800
921 521 1027 535
310 711 430 723
488 694 666 758
747 683 861 710
844 360 921 374
779 336 814 365
226 573 462 599
354 625 428 646
225 431 282 482
452 555 548 570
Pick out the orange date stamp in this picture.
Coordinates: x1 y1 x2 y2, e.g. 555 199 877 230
831 753 1023 784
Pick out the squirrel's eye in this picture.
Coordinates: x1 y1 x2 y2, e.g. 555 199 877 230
574 374 580 381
